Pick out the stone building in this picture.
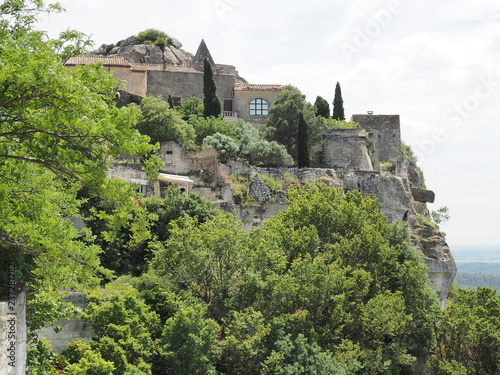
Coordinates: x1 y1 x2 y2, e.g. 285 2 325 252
66 39 283 126
351 113 401 162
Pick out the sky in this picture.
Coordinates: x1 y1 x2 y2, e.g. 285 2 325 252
38 0 500 247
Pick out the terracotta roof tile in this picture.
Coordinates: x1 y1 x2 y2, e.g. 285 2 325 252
235 83 283 91
65 55 131 67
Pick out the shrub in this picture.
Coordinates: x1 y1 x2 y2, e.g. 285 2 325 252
136 29 172 49
202 132 239 162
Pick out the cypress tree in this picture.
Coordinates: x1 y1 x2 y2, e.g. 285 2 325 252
167 94 174 108
314 96 330 118
297 112 310 168
332 82 345 120
203 57 221 118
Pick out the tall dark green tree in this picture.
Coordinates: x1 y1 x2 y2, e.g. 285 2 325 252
314 96 330 118
332 82 345 120
297 112 310 168
203 57 221 118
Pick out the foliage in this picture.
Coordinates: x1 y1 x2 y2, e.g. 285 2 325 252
432 287 500 374
297 112 310 168
202 132 239 162
314 95 330 118
176 96 204 120
0 1 161 336
159 303 220 374
237 119 293 166
135 95 196 150
189 115 238 145
151 213 252 319
323 118 359 129
27 338 67 375
431 206 450 226
203 58 221 118
262 85 324 164
63 340 115 375
242 139 294 167
255 173 281 194
402 142 418 166
332 81 345 120
83 186 216 276
82 280 161 374
136 28 172 50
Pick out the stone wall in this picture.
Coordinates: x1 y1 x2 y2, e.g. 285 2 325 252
351 114 401 162
37 293 94 354
147 70 235 106
321 129 375 171
107 65 147 97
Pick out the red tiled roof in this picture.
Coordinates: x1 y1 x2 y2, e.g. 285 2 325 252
65 55 131 67
235 83 283 91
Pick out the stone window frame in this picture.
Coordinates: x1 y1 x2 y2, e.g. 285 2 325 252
249 98 269 116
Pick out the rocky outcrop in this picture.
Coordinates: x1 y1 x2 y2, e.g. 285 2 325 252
222 158 456 307
412 225 456 308
95 34 193 65
411 187 436 203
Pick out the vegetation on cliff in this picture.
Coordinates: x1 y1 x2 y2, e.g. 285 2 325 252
3 3 497 375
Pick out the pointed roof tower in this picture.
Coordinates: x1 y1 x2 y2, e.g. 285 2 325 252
193 39 215 67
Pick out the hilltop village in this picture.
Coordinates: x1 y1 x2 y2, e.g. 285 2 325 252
66 34 456 309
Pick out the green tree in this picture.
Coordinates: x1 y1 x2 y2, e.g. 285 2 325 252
297 112 310 168
167 94 174 108
203 57 221 118
0 0 160 317
202 132 240 162
432 287 500 375
136 95 196 149
83 186 216 276
189 115 238 145
83 280 161 374
177 96 204 120
314 96 330 118
237 120 293 167
151 213 252 319
263 85 324 164
332 81 345 120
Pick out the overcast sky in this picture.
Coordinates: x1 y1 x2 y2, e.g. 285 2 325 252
40 0 500 247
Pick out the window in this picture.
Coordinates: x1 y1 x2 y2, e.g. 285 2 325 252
249 98 268 116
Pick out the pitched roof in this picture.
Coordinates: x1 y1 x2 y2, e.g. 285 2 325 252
235 83 284 91
65 55 131 67
193 39 215 66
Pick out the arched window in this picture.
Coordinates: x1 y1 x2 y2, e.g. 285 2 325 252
249 98 269 116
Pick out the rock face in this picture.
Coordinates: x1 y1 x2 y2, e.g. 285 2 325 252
95 34 193 65
221 157 456 307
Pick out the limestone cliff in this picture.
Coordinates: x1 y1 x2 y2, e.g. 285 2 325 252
218 158 455 307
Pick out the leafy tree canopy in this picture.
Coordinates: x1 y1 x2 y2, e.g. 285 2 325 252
314 95 330 118
135 95 196 150
0 0 160 324
262 85 324 164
